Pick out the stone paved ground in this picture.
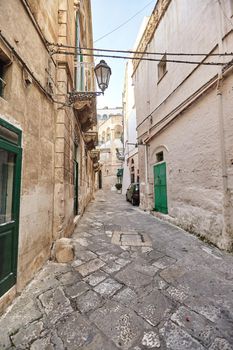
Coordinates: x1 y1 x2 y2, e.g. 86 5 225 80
1 190 233 350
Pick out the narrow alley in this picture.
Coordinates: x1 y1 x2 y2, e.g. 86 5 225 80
0 191 233 350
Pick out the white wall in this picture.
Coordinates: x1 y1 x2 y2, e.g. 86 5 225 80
122 60 139 193
133 0 233 249
134 0 232 134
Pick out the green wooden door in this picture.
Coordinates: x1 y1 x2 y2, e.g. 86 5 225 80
153 162 168 214
0 141 22 297
0 119 22 297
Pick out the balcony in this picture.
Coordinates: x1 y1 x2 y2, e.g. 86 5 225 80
90 149 100 172
72 61 97 132
73 97 97 132
83 131 98 150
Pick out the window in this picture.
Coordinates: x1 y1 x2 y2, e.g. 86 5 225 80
0 60 6 97
74 14 84 91
106 128 111 141
101 131 105 143
114 125 122 139
0 43 12 99
156 151 164 162
131 173 135 183
0 119 21 146
158 54 167 82
131 159 135 183
230 0 233 16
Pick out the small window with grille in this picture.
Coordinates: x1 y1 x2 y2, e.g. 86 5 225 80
156 151 164 162
158 54 167 82
0 59 6 98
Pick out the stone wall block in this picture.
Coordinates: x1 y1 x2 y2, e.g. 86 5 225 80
58 9 67 24
57 110 66 123
55 137 65 152
59 23 67 37
57 67 67 82
58 0 67 11
53 238 74 263
55 153 64 168
56 124 66 138
55 168 64 183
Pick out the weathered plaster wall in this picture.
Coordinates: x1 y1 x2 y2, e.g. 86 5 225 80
147 87 225 245
0 0 97 312
134 0 232 137
53 0 97 240
0 0 56 290
0 0 56 88
134 0 233 249
27 0 59 43
122 61 139 194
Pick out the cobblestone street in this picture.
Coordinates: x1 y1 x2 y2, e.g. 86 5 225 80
1 190 233 350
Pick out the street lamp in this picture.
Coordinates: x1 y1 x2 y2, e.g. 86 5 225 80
69 60 111 103
94 60 111 93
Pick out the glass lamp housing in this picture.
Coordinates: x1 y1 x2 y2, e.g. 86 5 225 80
94 60 111 93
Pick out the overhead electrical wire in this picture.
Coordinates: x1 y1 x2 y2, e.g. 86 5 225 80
94 0 155 43
49 42 233 57
53 50 228 66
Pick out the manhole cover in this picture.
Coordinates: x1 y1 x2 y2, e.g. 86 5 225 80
112 231 152 247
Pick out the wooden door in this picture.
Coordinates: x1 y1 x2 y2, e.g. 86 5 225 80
153 162 168 214
0 132 22 297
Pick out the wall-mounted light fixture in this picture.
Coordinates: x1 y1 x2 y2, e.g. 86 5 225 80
69 60 111 103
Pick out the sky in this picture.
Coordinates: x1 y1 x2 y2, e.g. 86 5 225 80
91 0 155 109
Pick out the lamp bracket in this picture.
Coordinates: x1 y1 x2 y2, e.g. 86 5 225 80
68 91 103 104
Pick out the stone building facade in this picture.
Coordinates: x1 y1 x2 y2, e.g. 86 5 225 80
97 107 123 190
122 61 139 194
0 0 98 312
133 0 233 250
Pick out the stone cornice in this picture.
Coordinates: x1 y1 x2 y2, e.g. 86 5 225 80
132 0 172 76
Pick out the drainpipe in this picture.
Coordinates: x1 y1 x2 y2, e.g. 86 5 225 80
144 58 151 211
144 142 150 210
216 1 231 249
217 1 227 191
216 76 227 191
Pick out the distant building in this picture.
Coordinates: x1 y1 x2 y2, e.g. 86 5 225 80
97 108 123 190
133 0 233 250
97 107 123 122
122 61 139 195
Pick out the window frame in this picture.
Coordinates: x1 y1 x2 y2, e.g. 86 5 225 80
0 118 22 147
74 13 84 92
157 53 167 83
156 151 164 163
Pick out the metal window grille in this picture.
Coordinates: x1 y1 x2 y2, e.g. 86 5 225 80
0 77 6 97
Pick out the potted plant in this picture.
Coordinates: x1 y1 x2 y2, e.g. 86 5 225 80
115 183 122 193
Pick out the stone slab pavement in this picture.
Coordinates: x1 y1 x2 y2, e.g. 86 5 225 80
0 190 233 350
